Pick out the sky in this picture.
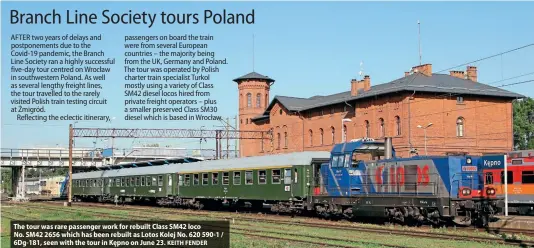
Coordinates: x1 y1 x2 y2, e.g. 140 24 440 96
1 1 534 152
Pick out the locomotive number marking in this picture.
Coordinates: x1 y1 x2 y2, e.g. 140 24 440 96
417 165 430 185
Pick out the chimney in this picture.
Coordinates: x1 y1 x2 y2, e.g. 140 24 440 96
363 75 371 91
404 72 410 77
412 64 433 77
351 76 371 96
466 66 477 82
449 70 465 79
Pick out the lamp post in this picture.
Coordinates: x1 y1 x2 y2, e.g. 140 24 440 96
417 123 433 155
342 119 352 143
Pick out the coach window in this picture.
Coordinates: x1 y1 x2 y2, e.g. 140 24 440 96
258 170 267 184
184 175 190 186
116 179 120 187
135 177 139 186
212 173 219 185
98 180 102 187
522 171 534 184
193 174 199 185
131 178 135 187
109 179 113 186
272 169 281 184
284 169 292 184
120 178 124 187
485 172 493 184
152 177 157 186
202 173 209 185
158 175 163 186
234 172 241 185
141 176 145 186
178 175 183 186
146 176 151 186
500 171 513 184
294 168 298 184
222 172 229 185
245 171 253 185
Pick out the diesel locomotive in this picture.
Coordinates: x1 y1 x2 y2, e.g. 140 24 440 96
71 138 504 227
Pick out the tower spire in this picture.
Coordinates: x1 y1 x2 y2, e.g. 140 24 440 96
252 34 255 72
418 20 422 65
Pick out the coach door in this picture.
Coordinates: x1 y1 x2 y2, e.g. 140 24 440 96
105 178 111 195
167 175 173 196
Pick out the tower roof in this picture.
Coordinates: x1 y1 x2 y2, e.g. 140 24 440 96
233 72 275 83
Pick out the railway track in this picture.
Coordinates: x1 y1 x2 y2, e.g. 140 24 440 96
23 201 534 247
5 203 409 248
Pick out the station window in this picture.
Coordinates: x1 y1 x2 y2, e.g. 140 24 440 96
184 174 190 186
152 177 157 186
141 176 145 186
202 173 209 185
178 175 183 186
284 169 292 184
115 179 120 187
193 174 199 185
245 171 253 185
522 171 534 184
485 172 493 184
272 169 281 184
234 172 241 185
212 173 219 185
146 176 152 186
158 175 163 186
258 170 267 184
222 172 229 185
500 171 513 184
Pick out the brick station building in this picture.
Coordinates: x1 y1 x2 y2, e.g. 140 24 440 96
234 64 524 158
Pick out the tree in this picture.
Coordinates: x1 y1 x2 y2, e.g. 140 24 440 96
513 97 534 150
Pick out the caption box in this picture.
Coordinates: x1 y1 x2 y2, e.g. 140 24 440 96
11 220 229 248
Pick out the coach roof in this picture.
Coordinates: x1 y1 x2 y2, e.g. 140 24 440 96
72 151 331 179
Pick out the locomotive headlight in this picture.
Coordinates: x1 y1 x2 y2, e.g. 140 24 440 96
466 157 472 164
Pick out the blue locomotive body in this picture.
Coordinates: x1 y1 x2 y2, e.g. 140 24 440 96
313 138 504 226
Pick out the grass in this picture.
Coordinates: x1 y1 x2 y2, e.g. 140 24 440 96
0 202 526 248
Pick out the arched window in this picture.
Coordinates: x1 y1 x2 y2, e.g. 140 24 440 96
247 93 252 107
379 118 385 137
395 116 401 136
319 128 324 145
277 133 281 149
343 125 347 142
457 117 464 137
331 127 335 144
256 93 261 108
364 120 370 137
309 129 313 147
246 119 248 124
284 132 288 148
